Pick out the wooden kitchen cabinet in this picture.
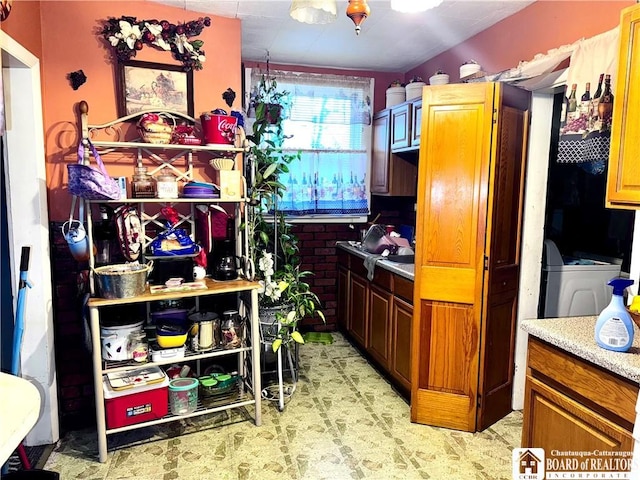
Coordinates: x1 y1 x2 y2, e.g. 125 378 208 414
411 82 530 432
410 100 422 148
390 296 412 393
337 265 350 332
391 103 411 150
337 246 413 397
606 4 640 209
522 338 635 453
348 272 369 348
391 100 422 151
368 284 392 369
371 110 417 196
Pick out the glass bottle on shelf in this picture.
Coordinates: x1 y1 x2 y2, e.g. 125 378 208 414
567 83 578 116
597 74 614 131
131 166 156 199
156 168 179 199
590 73 604 127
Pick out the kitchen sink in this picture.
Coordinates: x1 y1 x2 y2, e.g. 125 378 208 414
385 255 414 264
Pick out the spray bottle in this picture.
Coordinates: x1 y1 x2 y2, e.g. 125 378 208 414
595 278 635 352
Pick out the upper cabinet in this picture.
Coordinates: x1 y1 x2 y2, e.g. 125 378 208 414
390 99 422 152
606 4 640 209
371 110 417 196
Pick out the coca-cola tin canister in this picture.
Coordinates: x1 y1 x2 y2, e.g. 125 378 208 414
200 113 238 145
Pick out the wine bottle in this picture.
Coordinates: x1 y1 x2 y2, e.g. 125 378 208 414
579 82 591 121
591 73 604 126
567 84 578 114
593 73 604 99
598 74 614 131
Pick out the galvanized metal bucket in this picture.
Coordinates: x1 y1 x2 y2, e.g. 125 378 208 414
93 262 153 299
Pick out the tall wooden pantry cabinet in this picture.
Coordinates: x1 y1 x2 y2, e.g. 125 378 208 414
410 82 530 432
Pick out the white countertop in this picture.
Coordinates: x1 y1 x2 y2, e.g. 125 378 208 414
0 373 41 464
336 241 414 281
521 316 640 384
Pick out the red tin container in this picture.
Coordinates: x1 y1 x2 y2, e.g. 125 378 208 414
200 113 237 145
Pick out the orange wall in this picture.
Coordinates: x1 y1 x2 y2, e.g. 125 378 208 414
244 60 404 113
2 0 43 59
34 1 240 220
407 1 635 84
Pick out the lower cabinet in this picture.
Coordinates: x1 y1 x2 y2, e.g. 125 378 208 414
368 284 392 369
337 248 413 396
349 272 369 348
390 296 413 393
522 337 636 453
337 265 350 332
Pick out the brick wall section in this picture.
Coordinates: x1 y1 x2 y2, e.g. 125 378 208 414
292 223 359 332
50 221 96 431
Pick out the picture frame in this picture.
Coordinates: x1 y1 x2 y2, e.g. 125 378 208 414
117 60 194 117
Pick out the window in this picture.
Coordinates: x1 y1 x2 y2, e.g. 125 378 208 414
247 68 373 220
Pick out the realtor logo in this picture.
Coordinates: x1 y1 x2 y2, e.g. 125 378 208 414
512 448 545 480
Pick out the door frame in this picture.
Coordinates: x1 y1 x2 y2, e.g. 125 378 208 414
512 71 640 410
1 31 59 445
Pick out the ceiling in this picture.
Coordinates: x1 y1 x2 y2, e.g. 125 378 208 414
150 0 536 72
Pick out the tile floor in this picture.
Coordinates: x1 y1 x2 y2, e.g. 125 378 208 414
44 333 523 479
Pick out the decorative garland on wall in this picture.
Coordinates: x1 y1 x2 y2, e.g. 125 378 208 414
101 16 211 71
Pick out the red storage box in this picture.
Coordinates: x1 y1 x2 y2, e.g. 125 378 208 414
103 373 169 429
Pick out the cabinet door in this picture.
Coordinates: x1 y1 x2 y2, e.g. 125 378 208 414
367 284 392 369
371 110 391 194
606 4 640 209
411 100 422 147
411 82 529 432
391 103 411 150
348 273 369 348
391 296 412 393
522 375 634 452
337 266 350 332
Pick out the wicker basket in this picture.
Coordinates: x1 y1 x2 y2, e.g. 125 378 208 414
137 113 175 144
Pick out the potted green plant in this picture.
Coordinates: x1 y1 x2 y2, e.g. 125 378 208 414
245 75 324 352
249 75 290 125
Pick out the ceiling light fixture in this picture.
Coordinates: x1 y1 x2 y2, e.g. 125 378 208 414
346 0 370 35
290 0 337 24
390 0 443 13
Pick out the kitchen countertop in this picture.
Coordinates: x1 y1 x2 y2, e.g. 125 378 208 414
521 316 640 384
336 241 414 281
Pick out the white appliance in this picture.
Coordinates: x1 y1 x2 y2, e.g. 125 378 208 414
541 239 622 318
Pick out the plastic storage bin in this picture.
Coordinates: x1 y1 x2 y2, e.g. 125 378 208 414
103 373 169 429
541 239 622 318
169 377 199 415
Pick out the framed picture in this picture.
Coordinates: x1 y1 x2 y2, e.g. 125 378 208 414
118 60 194 117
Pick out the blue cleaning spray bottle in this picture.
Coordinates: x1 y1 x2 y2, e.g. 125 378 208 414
595 278 636 352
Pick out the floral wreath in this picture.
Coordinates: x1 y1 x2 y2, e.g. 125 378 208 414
102 15 211 71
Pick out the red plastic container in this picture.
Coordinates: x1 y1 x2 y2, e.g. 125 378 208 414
200 113 237 145
103 375 169 429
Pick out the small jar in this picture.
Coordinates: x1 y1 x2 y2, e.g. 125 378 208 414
127 330 148 363
156 168 179 199
221 310 243 349
131 166 156 198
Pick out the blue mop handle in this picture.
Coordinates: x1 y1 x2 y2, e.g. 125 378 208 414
11 246 32 377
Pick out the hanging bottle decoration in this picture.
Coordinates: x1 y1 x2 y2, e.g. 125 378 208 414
346 0 370 35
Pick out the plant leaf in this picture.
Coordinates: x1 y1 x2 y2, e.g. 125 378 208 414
291 331 305 344
272 338 282 352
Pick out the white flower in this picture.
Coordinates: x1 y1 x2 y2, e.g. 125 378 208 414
258 252 274 276
192 52 206 63
146 22 171 51
118 20 141 50
174 34 194 54
108 34 122 47
264 280 282 301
